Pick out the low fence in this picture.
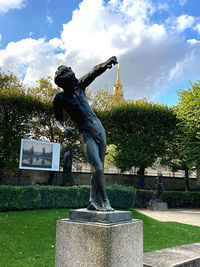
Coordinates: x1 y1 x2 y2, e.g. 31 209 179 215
72 164 197 178
73 172 199 191
1 165 199 191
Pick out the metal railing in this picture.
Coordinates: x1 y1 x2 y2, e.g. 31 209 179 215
72 163 197 178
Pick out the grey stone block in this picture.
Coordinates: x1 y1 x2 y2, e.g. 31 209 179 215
69 208 132 223
144 242 200 267
147 202 168 211
55 219 143 267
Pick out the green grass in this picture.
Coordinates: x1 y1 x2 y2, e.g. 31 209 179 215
131 209 200 253
0 209 200 267
0 209 69 267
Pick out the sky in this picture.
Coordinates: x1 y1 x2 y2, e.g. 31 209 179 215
0 0 200 106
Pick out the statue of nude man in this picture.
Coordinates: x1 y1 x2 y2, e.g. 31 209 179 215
53 56 118 211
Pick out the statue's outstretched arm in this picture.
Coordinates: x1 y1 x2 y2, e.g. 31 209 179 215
78 56 118 90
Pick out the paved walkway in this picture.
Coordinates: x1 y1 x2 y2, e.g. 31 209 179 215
135 208 200 227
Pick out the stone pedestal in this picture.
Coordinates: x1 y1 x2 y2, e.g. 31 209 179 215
147 201 168 211
55 209 143 267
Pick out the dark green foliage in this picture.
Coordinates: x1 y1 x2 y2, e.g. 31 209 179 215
98 101 177 172
0 83 48 172
136 190 200 208
160 125 195 191
0 185 136 211
107 184 136 208
135 190 153 208
162 191 200 208
0 72 86 180
61 173 75 186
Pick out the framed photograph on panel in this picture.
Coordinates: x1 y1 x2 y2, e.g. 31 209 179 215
19 139 60 171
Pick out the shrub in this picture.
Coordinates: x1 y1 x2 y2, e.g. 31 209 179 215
135 190 153 208
61 173 77 186
135 189 200 208
107 184 136 208
0 185 136 211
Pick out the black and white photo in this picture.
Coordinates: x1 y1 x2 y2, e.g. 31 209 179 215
19 139 60 171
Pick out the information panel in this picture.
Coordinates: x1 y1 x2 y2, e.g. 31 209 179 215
19 139 60 171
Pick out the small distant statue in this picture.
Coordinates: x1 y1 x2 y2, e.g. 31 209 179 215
53 56 118 211
151 173 165 203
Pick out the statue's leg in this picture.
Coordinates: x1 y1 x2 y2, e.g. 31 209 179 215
96 170 113 211
81 130 113 211
87 171 101 211
81 132 102 210
96 132 113 210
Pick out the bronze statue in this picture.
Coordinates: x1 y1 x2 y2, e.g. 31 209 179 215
151 173 165 202
53 57 118 211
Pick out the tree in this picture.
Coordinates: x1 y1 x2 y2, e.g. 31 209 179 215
87 86 125 111
98 101 177 188
0 73 86 184
27 77 57 103
0 79 46 176
176 81 200 138
90 88 113 111
160 125 196 191
104 144 117 168
0 70 24 91
176 81 200 185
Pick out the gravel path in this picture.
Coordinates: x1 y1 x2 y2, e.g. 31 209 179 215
135 208 200 227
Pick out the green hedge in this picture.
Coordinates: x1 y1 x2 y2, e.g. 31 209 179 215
0 185 136 211
136 190 200 208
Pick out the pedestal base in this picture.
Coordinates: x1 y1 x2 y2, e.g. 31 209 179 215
147 201 168 211
69 208 132 223
55 210 143 267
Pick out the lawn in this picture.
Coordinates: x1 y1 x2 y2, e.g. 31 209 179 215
0 208 200 267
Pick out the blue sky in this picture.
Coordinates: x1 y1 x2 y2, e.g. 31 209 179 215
0 0 200 106
0 0 82 46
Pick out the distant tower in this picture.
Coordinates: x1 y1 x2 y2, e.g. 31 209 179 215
113 64 123 100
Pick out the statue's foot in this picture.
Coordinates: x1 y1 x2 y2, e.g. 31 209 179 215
87 200 102 211
102 199 114 212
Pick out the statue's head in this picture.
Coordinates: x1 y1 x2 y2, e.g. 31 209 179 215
54 65 77 89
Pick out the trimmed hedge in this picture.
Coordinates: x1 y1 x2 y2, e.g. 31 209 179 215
0 184 136 211
2 186 200 211
136 190 200 208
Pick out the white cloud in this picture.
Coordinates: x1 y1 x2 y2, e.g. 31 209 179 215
169 48 200 82
0 0 26 13
179 0 187 6
0 0 200 102
0 38 64 86
46 15 53 24
0 34 2 42
157 2 168 11
194 23 200 34
120 0 154 19
176 15 195 32
49 38 63 48
58 0 193 99
187 39 200 45
46 10 53 24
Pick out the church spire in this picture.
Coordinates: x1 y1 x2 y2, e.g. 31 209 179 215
117 63 120 82
113 64 123 99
